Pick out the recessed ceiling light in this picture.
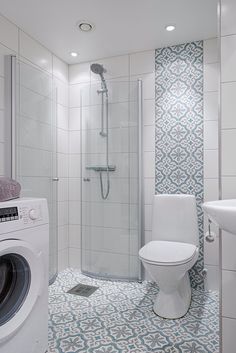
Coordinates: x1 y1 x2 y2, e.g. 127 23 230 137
77 21 94 32
70 52 78 57
165 25 176 32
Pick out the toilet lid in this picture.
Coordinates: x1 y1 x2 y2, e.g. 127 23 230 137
139 241 197 265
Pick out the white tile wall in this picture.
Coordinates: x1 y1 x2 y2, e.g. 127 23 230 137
203 38 219 291
0 14 18 52
221 0 236 350
19 31 53 73
0 12 69 271
222 317 236 353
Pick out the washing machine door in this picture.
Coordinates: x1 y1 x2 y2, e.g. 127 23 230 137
0 239 44 342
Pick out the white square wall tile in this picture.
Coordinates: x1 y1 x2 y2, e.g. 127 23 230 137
221 0 236 36
203 38 218 64
69 131 81 153
53 55 68 83
20 31 52 73
144 204 152 231
222 82 236 129
0 14 18 52
204 92 218 121
204 150 219 178
69 107 81 131
204 178 219 201
222 269 236 318
57 104 68 130
69 62 91 84
69 225 81 248
221 35 236 82
204 235 219 266
54 78 68 107
143 125 155 152
144 178 155 205
57 153 68 178
222 129 236 176
130 50 155 76
58 178 68 202
58 225 69 251
69 178 81 201
69 83 90 107
204 265 219 291
69 248 81 268
58 201 68 226
58 249 68 271
57 128 68 154
69 154 81 177
144 151 155 178
222 317 236 353
69 201 81 225
143 99 155 126
222 231 236 271
222 176 236 199
204 63 218 92
204 121 218 150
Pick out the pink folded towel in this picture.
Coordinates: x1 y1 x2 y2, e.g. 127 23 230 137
0 177 21 202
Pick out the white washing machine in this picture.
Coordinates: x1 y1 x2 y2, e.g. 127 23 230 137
0 198 49 353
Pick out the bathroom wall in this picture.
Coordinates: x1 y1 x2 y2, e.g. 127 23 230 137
155 41 204 289
220 0 236 351
155 39 219 290
0 13 69 272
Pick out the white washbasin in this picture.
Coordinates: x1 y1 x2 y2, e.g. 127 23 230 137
202 199 236 235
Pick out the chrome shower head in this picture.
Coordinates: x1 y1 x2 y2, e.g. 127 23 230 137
90 63 106 75
90 63 108 93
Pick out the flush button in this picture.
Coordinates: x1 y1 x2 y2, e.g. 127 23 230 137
29 209 38 220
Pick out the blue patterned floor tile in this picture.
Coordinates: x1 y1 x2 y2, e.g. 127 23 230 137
48 269 219 353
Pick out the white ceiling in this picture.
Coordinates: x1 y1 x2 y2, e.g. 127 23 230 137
0 0 218 64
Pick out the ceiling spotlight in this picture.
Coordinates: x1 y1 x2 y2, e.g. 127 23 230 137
77 21 94 32
165 25 176 32
70 52 78 57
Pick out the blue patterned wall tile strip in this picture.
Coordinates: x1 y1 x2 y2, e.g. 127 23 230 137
155 41 204 289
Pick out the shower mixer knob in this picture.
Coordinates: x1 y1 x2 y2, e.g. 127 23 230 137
83 178 90 182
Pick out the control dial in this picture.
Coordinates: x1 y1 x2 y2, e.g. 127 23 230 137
29 208 38 220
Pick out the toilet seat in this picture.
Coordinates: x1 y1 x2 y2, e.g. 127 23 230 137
139 241 198 266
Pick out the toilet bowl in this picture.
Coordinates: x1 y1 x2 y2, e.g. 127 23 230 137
139 194 199 319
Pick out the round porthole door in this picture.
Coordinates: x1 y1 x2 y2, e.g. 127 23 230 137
0 239 44 342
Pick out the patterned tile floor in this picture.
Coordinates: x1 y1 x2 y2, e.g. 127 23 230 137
48 269 219 353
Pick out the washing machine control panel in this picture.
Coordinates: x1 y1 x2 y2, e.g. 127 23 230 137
0 207 19 223
0 198 49 234
18 204 42 224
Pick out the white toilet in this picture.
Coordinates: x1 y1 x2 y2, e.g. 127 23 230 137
139 194 199 319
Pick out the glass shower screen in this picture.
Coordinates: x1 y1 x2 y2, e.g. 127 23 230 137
80 79 142 281
15 58 58 284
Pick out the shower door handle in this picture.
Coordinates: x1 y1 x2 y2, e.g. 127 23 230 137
83 178 90 182
52 177 59 182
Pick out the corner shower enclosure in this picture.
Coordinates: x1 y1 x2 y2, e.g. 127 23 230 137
80 76 143 281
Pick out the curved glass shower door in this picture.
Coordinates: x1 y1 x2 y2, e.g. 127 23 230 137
81 80 142 281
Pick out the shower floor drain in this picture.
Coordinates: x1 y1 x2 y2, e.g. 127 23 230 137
67 284 98 297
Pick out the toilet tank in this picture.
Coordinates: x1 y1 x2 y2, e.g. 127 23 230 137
152 194 199 246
